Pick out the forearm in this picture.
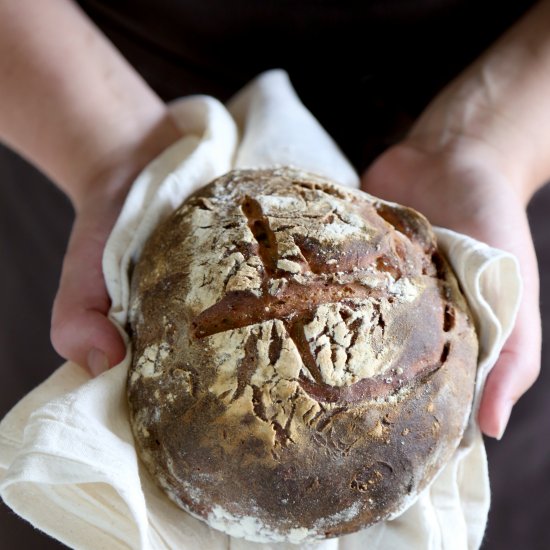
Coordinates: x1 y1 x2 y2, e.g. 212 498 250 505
0 0 180 209
409 0 550 203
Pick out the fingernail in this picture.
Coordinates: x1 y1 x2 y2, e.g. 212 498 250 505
495 401 513 440
87 348 109 377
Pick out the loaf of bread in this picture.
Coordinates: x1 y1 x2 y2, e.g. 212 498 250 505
127 167 478 543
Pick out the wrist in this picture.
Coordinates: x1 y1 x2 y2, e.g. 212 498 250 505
407 5 550 204
71 109 182 213
408 83 540 206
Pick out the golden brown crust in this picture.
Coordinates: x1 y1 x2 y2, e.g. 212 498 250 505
127 167 478 542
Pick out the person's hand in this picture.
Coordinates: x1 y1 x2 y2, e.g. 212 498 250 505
0 0 183 376
361 137 541 439
50 168 134 377
360 0 550 439
50 118 182 377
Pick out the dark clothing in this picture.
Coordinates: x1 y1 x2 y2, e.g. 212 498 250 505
1 2 549 549
78 0 537 168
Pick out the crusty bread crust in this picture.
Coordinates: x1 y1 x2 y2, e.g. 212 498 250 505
127 168 478 542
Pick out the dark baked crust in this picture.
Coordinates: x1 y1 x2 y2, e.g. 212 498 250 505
127 168 478 542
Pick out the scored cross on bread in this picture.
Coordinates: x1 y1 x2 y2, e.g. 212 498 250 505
191 187 455 406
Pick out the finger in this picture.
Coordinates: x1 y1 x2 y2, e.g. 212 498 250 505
477 291 541 439
51 210 126 376
474 201 541 439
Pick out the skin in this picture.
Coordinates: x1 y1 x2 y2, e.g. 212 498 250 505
362 0 550 438
0 0 548 440
0 0 182 373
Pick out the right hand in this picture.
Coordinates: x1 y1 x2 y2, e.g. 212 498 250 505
51 120 182 377
0 0 183 375
50 170 131 376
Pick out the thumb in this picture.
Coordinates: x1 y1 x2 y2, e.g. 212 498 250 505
51 206 126 376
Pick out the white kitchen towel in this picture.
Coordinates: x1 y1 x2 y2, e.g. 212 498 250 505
0 70 521 550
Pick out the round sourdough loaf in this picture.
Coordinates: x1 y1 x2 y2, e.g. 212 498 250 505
127 167 478 543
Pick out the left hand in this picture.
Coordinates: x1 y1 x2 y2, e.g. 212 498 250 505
361 137 541 439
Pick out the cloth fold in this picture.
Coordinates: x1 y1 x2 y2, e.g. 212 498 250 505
0 70 521 550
